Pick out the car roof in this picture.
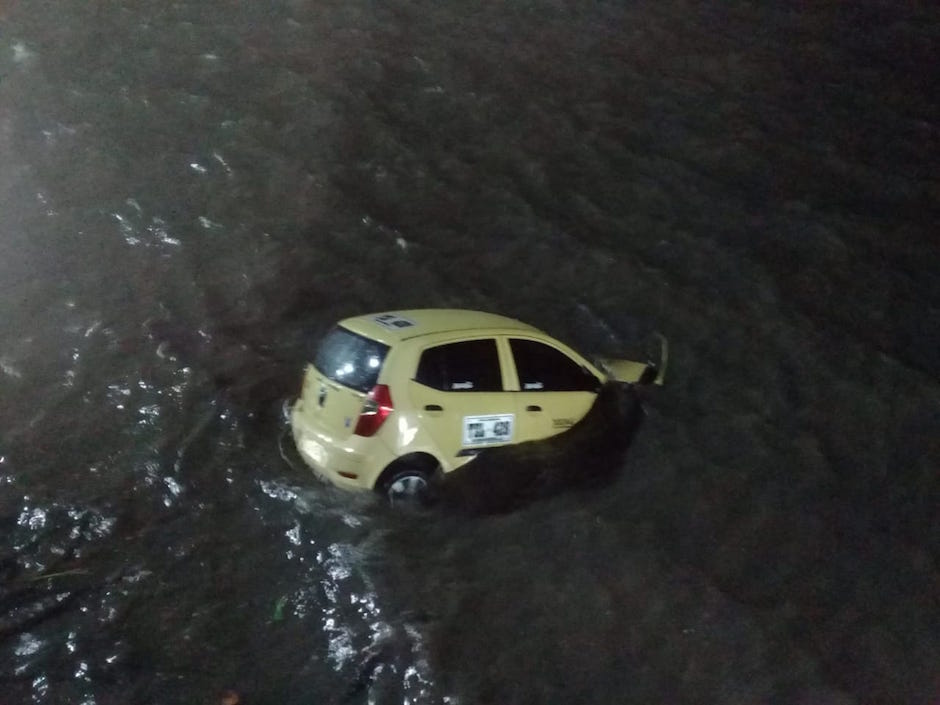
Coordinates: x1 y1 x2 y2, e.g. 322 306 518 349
339 309 540 344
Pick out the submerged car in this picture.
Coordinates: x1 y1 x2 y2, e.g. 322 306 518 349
290 309 664 501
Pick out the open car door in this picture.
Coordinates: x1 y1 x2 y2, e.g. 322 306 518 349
595 333 668 385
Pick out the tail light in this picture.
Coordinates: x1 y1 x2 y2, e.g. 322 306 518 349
353 384 393 436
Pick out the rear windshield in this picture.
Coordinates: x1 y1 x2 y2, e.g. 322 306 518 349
313 326 389 393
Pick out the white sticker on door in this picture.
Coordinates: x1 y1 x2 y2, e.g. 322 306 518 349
462 414 514 446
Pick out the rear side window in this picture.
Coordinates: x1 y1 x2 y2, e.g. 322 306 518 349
415 339 502 392
510 338 598 392
313 326 389 393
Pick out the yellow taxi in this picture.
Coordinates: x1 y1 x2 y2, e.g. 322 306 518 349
290 309 664 502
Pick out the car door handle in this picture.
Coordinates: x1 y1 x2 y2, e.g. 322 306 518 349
424 404 443 411
526 405 542 412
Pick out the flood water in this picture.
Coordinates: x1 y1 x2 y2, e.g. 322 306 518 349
1 1 938 703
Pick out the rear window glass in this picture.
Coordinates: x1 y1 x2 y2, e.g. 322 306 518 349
313 326 389 393
415 339 502 392
510 338 598 392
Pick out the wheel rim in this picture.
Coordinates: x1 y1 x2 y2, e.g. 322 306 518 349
388 473 429 501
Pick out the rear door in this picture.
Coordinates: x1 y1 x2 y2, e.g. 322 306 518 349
407 338 516 464
507 337 600 442
298 326 389 440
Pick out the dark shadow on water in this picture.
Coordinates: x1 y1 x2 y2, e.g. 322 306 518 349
144 316 305 432
433 382 646 515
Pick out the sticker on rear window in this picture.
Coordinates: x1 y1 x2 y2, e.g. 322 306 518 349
462 414 514 446
373 313 415 330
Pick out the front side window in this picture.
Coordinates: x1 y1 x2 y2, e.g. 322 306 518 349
415 339 502 392
510 338 598 392
313 326 389 393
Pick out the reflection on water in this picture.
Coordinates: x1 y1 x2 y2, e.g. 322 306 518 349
255 479 447 703
4 471 451 703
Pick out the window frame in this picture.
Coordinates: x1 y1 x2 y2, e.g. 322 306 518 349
412 336 507 393
504 336 601 393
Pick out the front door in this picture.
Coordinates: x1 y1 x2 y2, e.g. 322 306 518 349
507 337 599 442
407 338 516 467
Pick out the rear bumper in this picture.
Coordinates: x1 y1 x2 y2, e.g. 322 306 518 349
290 400 392 491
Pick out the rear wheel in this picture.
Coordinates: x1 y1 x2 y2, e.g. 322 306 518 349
380 464 435 506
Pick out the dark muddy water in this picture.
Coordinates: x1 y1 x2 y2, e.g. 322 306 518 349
1 1 938 703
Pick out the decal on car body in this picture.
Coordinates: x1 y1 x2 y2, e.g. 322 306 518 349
373 313 415 329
